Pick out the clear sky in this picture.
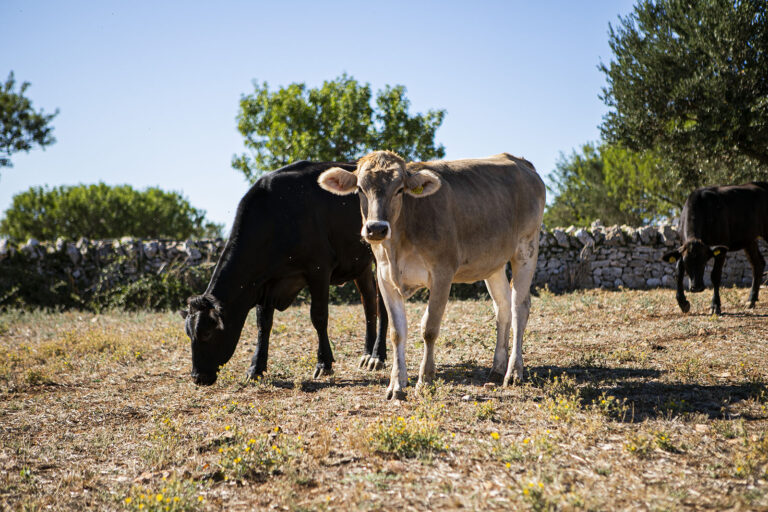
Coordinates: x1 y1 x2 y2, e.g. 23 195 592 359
1 0 637 234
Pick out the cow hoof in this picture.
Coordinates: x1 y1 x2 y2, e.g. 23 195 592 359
502 373 523 387
679 301 691 313
487 369 505 384
246 367 264 381
386 388 407 401
313 364 333 379
359 354 371 368
747 301 757 309
367 357 384 371
709 306 722 316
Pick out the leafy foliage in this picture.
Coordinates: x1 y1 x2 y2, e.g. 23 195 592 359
544 143 684 227
232 74 446 182
0 71 58 168
0 183 222 240
600 0 768 188
0 255 213 312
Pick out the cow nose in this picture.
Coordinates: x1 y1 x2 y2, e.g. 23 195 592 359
364 221 390 242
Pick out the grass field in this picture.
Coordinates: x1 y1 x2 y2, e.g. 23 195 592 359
1 287 768 511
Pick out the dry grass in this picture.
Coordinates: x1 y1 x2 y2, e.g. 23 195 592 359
1 287 768 511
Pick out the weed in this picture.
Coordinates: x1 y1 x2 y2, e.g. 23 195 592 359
124 476 204 511
367 415 445 459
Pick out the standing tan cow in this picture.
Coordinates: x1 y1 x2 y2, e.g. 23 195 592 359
317 151 545 400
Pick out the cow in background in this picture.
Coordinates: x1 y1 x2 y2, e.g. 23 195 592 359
662 182 768 315
182 161 387 386
318 151 545 399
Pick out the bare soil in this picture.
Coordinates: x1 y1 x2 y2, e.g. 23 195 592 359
1 287 767 511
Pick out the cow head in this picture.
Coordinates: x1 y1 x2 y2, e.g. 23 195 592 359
662 240 728 292
180 294 238 385
317 151 441 243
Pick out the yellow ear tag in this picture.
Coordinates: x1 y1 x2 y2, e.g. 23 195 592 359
412 185 424 195
713 249 721 256
669 256 676 263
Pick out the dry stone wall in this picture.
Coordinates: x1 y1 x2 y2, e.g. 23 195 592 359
1 224 766 296
535 222 767 292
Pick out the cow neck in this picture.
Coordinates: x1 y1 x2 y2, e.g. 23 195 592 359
205 240 258 311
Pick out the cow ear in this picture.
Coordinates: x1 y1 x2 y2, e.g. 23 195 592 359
209 309 224 331
662 249 681 263
711 245 729 257
179 309 188 319
405 170 441 198
318 167 358 195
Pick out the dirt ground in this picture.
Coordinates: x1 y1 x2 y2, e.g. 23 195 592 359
1 287 767 511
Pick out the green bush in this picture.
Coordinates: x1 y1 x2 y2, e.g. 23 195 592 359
0 183 222 241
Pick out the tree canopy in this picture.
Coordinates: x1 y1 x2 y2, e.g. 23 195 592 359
0 72 58 170
232 74 446 182
0 183 222 241
600 0 768 188
544 143 684 227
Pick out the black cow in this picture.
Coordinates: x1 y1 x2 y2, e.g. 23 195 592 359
181 161 388 385
662 182 768 315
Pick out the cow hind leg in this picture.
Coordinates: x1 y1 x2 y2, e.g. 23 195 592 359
484 266 512 384
415 277 451 394
504 238 538 386
745 241 765 308
353 265 379 369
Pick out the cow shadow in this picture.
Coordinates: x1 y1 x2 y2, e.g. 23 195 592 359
435 362 764 423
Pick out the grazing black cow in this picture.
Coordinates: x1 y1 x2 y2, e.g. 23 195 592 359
662 182 768 315
181 161 388 386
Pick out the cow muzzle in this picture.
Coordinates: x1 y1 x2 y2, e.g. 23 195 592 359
363 221 391 242
191 370 217 386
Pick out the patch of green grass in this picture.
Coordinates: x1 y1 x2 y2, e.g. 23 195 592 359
367 415 446 459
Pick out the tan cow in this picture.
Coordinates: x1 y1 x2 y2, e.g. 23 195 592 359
318 151 545 400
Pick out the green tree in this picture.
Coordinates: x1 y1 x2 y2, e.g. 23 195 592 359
0 72 58 169
544 143 683 227
600 0 768 188
0 183 222 240
232 74 446 182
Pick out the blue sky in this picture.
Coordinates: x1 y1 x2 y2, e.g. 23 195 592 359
1 0 637 233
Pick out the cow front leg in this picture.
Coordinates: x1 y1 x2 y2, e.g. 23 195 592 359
247 305 274 379
710 252 727 315
378 274 408 400
675 259 691 313
354 265 379 369
308 277 334 378
505 240 538 386
416 277 451 393
744 241 765 308
484 266 512 384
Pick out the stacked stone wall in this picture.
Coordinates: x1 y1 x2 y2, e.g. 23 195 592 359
1 224 766 296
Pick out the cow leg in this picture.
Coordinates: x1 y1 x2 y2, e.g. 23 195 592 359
675 258 691 313
416 277 451 393
368 283 389 369
378 271 408 400
744 240 765 308
354 264 380 369
484 266 512 383
247 305 274 379
709 251 727 315
308 277 334 379
505 239 538 386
